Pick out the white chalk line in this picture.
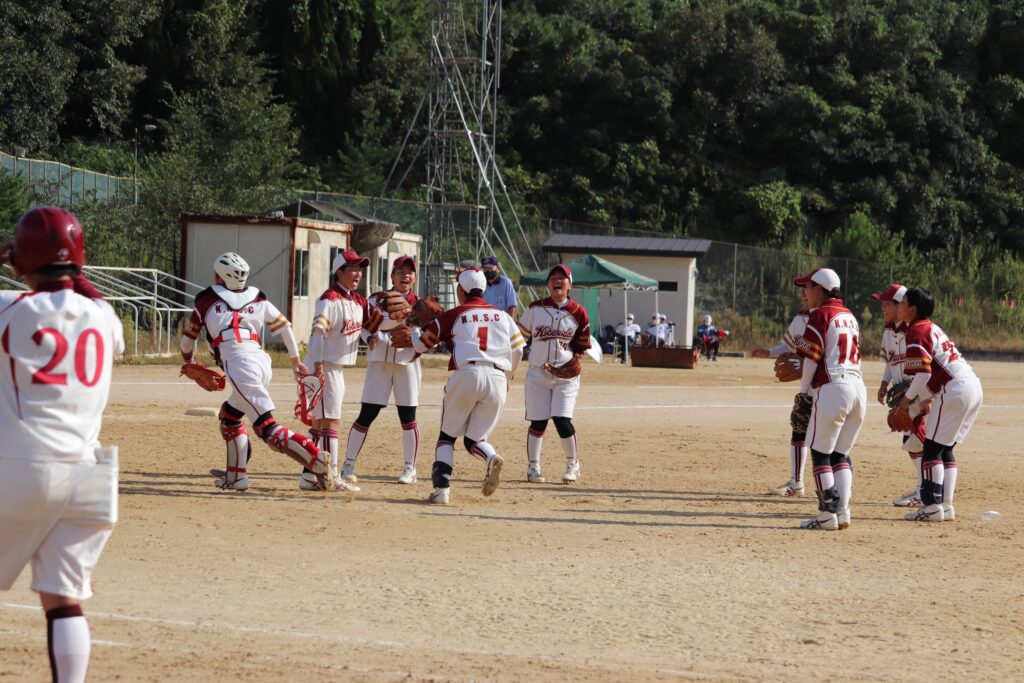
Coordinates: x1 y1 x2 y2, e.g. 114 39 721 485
2 602 749 681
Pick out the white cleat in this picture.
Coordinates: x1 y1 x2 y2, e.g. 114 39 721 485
397 465 417 485
527 466 545 483
482 454 504 496
333 477 360 493
428 487 450 505
837 508 851 530
905 503 945 522
766 480 805 497
341 462 358 484
941 503 955 521
212 471 249 491
892 489 922 507
561 460 580 483
298 471 321 490
800 511 839 530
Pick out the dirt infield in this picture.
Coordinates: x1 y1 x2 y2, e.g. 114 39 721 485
3 358 1023 681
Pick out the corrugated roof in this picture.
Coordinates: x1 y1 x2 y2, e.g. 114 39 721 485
542 233 712 257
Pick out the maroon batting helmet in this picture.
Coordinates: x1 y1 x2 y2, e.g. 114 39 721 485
11 206 86 274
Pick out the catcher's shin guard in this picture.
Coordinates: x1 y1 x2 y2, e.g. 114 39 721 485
257 416 327 474
218 404 250 486
432 460 453 489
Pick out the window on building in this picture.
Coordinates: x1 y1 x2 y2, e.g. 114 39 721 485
329 246 341 270
294 249 309 297
378 257 389 290
658 281 678 292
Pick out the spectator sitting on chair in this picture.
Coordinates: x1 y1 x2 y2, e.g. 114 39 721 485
661 313 676 346
615 313 641 361
696 314 723 360
647 313 668 346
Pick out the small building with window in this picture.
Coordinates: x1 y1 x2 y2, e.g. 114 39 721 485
180 204 422 344
541 234 711 344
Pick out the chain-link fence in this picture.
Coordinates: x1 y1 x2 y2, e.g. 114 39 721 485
1 151 130 205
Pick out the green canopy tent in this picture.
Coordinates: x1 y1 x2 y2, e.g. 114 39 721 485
520 254 659 363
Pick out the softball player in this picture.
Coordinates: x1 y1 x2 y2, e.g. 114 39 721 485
897 287 983 522
342 255 422 484
181 252 331 491
872 284 925 507
792 267 867 531
517 264 591 484
300 250 372 492
761 287 813 497
407 268 525 504
0 207 124 683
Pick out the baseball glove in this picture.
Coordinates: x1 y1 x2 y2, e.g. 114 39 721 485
180 362 226 392
375 290 413 321
790 392 813 432
388 325 414 349
774 352 802 382
887 405 914 433
543 355 582 379
884 379 911 408
408 296 444 327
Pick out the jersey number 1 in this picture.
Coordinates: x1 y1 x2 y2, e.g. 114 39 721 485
32 328 105 386
477 327 489 351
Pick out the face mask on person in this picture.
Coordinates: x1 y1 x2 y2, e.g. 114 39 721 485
484 270 499 283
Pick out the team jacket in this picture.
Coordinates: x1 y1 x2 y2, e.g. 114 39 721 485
880 321 908 384
307 283 371 366
413 295 525 372
0 281 125 463
181 285 296 365
903 319 975 394
517 297 591 368
364 290 420 365
794 299 863 389
783 309 811 351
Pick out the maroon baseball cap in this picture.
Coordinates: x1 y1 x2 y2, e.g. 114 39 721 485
333 249 369 271
548 263 572 283
392 255 416 272
871 284 907 302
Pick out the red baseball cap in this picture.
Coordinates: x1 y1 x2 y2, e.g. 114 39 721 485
333 249 369 271
392 255 416 272
548 263 572 283
871 284 907 302
793 267 840 290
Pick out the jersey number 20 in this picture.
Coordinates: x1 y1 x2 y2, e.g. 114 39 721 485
32 328 105 387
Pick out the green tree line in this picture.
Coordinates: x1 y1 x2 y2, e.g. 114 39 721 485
1 1 1023 308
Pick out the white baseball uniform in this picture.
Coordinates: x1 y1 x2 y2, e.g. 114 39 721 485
903 320 983 446
182 285 299 422
795 299 867 455
768 309 811 358
0 283 125 600
304 283 371 420
414 296 525 440
518 297 591 421
361 291 421 407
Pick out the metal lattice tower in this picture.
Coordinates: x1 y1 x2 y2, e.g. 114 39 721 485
418 0 539 298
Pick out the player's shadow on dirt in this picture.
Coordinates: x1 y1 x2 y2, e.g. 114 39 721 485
545 487 810 505
420 509 797 529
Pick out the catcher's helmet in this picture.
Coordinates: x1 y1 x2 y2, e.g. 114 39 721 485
214 252 250 290
11 206 86 275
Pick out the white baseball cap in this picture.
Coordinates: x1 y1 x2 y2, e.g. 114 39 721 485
793 267 841 291
871 283 906 303
627 313 635 320
457 267 487 293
